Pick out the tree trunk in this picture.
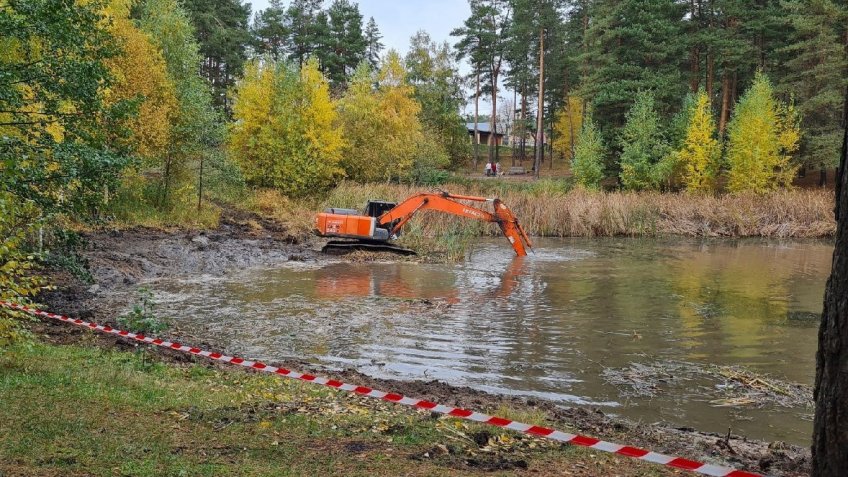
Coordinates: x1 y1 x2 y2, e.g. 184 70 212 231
512 88 517 166
718 73 731 134
730 71 738 110
581 0 589 83
549 124 554 170
520 83 528 163
706 53 714 98
689 0 699 92
690 46 700 93
474 69 480 172
820 168 827 188
197 155 204 212
490 68 499 165
534 28 545 180
162 154 172 208
568 104 576 161
812 86 848 476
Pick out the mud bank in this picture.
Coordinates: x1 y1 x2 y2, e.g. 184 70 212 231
36 214 811 477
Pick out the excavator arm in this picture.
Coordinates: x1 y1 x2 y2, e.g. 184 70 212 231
378 192 533 256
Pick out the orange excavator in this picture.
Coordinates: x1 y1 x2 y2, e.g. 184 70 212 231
314 191 533 256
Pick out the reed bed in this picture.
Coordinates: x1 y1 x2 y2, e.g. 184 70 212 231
245 182 836 243
322 182 835 238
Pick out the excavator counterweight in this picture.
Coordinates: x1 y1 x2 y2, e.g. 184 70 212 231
314 191 533 256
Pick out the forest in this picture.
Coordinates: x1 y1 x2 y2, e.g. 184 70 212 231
1 0 847 316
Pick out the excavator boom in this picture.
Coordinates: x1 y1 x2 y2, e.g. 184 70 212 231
315 191 533 256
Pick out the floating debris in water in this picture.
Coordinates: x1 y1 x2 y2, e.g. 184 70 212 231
601 360 813 409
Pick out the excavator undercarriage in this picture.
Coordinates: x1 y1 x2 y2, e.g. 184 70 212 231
314 191 533 256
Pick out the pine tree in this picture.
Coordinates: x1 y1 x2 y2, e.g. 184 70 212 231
325 0 367 87
502 0 536 165
726 71 800 192
252 0 288 61
506 0 564 174
813 78 848 477
312 11 332 74
364 17 383 68
182 0 251 110
580 0 687 140
678 91 721 192
618 91 670 190
571 116 605 189
452 0 512 165
779 0 848 181
284 0 322 67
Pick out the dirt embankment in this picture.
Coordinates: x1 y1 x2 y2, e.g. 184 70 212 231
35 210 811 477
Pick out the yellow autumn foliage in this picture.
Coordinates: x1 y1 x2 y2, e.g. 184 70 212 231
0 33 71 143
552 97 584 162
229 61 276 179
726 72 800 193
679 91 721 193
103 1 176 159
228 58 344 196
338 51 425 182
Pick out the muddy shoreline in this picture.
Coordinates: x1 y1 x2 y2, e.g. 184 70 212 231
35 211 811 476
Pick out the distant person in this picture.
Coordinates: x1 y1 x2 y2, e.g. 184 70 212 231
484 162 492 176
492 162 497 175
496 161 501 176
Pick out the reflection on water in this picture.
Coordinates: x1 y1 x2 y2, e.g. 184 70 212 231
149 237 831 445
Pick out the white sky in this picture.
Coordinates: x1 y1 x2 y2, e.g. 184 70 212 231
247 0 470 59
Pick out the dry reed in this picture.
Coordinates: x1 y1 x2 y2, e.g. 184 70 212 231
245 182 836 242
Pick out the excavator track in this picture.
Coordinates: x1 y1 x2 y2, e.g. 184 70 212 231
321 240 417 256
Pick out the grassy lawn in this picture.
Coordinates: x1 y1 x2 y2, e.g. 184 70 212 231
0 340 676 477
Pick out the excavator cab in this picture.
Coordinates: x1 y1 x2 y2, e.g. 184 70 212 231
364 201 401 238
364 200 396 218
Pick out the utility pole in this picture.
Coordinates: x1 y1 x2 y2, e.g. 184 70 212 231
534 28 545 180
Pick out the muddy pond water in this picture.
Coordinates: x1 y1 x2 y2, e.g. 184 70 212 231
148 237 831 445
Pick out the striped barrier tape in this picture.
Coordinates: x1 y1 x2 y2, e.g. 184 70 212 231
0 301 763 477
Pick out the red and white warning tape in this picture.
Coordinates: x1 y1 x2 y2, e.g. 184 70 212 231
1 301 763 477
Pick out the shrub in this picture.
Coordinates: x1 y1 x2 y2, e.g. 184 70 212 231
0 192 45 349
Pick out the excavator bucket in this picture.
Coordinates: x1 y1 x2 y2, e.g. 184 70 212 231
492 199 533 256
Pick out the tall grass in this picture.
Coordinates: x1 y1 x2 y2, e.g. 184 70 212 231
237 181 834 261
252 181 834 241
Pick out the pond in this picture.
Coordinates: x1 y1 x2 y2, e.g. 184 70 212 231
148 237 832 445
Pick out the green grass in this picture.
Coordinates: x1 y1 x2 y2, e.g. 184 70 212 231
0 341 673 476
